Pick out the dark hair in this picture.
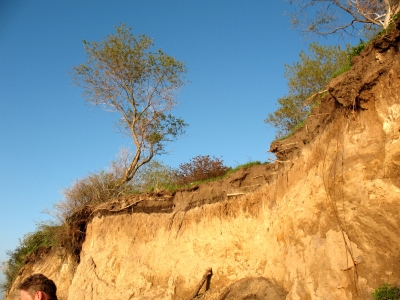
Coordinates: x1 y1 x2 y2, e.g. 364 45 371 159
19 274 58 300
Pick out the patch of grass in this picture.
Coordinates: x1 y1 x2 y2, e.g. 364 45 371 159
331 64 351 79
275 119 307 141
372 283 400 300
331 39 369 79
225 161 266 176
183 174 227 186
145 183 180 193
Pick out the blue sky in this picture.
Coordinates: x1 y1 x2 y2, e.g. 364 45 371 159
0 1 354 294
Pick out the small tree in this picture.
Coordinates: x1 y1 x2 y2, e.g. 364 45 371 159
174 155 231 185
289 0 400 37
72 24 188 185
130 159 174 192
265 42 349 138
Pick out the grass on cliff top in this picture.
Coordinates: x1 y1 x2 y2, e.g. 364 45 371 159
177 160 269 188
275 119 307 142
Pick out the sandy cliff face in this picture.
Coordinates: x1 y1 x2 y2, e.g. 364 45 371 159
5 22 400 300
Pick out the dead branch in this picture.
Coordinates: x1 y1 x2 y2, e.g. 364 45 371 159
238 184 261 189
308 113 331 118
266 142 297 153
273 146 299 155
227 192 246 197
301 89 328 110
278 142 297 147
268 158 293 163
89 199 144 218
188 268 212 299
168 192 198 237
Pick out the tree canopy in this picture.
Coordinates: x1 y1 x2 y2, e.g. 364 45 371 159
72 24 188 185
265 42 349 138
289 0 400 37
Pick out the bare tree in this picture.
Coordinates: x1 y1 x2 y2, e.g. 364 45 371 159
72 24 188 185
289 0 400 37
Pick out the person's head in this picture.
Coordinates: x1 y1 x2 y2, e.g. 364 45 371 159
19 274 57 300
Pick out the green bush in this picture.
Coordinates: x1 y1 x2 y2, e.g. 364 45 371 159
0 223 62 291
373 284 400 300
330 40 367 79
130 159 176 192
348 40 368 62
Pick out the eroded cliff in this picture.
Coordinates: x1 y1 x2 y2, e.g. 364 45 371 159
5 21 400 300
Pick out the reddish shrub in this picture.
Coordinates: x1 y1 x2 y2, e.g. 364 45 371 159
174 155 231 185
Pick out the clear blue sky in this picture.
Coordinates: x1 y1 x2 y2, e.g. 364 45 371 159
0 1 353 294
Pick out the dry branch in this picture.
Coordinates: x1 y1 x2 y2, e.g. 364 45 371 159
301 89 328 110
188 268 212 299
226 192 246 197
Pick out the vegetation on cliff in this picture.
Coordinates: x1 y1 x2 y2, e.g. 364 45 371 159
173 155 231 186
264 42 349 139
266 11 400 140
373 283 400 300
0 223 62 291
3 12 400 299
0 154 265 292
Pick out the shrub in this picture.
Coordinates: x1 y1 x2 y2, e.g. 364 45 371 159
373 284 400 300
348 40 368 62
173 155 231 185
52 170 134 223
130 159 176 192
0 223 62 292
